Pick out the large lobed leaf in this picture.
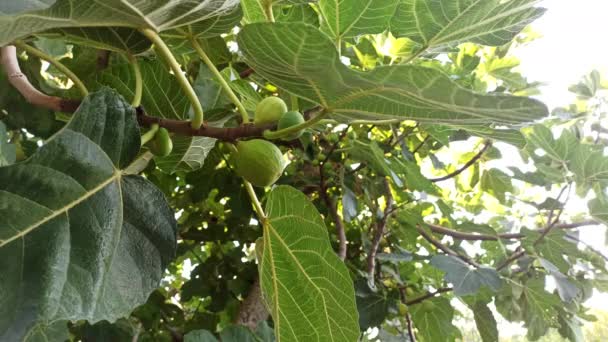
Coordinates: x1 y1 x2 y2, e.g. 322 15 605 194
390 0 546 50
0 0 240 46
0 88 177 340
318 0 400 39
259 186 359 342
430 255 502 296
237 23 548 126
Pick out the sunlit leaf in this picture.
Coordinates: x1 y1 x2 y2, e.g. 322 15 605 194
237 23 548 126
260 185 359 342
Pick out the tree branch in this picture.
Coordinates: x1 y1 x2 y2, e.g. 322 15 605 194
425 220 598 241
318 127 350 260
497 184 572 271
415 224 481 267
430 140 491 182
0 46 80 112
405 287 453 306
235 277 269 330
367 179 395 284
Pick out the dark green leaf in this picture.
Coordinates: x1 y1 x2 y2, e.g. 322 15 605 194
0 89 177 341
355 279 388 330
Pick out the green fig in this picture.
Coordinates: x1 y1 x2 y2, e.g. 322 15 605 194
277 111 305 140
234 139 286 187
254 97 288 125
149 128 173 157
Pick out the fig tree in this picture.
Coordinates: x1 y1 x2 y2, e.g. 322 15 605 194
277 111 305 140
148 127 173 157
254 97 288 125
234 139 286 187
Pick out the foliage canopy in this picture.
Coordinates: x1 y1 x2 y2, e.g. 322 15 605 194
0 1 607 341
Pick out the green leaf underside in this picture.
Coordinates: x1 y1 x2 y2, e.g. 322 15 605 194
40 27 152 54
431 255 502 296
391 0 546 49
237 23 548 126
260 186 359 342
0 89 177 340
95 61 218 173
0 0 240 46
410 297 460 342
319 0 400 39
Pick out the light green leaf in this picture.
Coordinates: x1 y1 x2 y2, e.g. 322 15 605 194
410 297 460 342
260 185 359 342
589 198 608 226
96 60 219 173
276 4 319 26
40 27 152 54
0 89 177 341
0 0 240 45
523 229 583 274
237 23 548 126
318 0 400 39
538 258 580 303
471 301 498 342
0 121 16 166
241 0 268 24
430 255 502 296
480 168 513 203
0 1 55 15
521 279 561 340
390 0 545 49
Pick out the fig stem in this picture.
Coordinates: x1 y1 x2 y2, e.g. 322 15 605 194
140 28 204 129
263 0 275 22
127 53 143 107
189 35 250 124
140 124 159 146
263 108 328 140
14 40 89 97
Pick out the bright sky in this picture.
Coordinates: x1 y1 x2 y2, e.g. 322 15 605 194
515 0 608 109
512 0 608 323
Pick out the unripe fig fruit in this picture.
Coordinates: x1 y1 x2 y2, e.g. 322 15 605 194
254 97 288 125
277 111 305 140
405 288 415 297
422 301 435 311
234 139 286 187
398 302 408 315
149 128 173 157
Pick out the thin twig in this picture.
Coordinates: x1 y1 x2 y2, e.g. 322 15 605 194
565 234 608 262
398 287 417 342
430 141 491 182
415 224 481 267
412 135 430 154
318 127 351 260
405 287 453 306
497 184 572 271
366 179 395 284
425 220 598 241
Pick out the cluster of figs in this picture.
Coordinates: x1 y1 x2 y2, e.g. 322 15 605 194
146 96 305 187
